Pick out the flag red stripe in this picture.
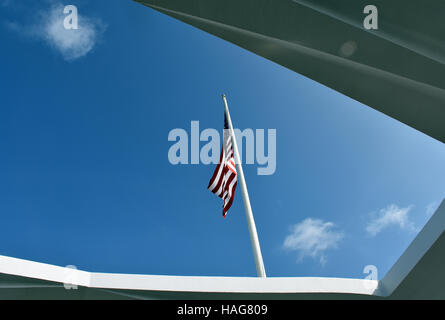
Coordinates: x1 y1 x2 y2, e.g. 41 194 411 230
208 117 238 217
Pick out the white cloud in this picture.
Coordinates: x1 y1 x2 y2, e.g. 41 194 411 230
366 204 415 237
5 3 105 61
283 218 344 265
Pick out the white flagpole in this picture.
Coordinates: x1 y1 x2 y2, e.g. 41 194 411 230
222 94 266 278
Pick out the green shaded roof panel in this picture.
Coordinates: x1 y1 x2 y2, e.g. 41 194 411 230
135 0 445 143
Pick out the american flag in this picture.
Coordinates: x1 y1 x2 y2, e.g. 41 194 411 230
208 113 238 217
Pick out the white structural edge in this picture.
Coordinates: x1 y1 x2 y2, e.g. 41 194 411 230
0 254 378 296
0 199 443 297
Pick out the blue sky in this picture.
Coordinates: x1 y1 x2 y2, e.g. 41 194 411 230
1 0 444 280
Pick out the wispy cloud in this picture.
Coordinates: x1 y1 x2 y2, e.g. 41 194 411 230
5 2 106 61
283 218 344 265
366 204 416 237
426 201 439 217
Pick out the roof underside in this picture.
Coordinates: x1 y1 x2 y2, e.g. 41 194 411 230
135 0 445 143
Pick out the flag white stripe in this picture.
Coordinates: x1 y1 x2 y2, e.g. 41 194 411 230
208 114 238 217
